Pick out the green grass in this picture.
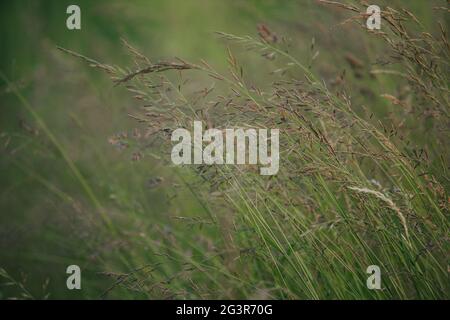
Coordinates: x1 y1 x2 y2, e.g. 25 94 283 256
0 0 448 299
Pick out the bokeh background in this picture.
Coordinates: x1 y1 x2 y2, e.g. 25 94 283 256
0 0 446 299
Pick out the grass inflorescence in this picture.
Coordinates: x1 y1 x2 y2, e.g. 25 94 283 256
54 2 449 299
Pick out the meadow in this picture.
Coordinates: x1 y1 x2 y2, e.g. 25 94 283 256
0 0 448 299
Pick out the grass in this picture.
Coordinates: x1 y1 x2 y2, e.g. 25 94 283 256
0 0 448 299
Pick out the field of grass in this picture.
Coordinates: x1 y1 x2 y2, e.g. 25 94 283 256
0 0 448 299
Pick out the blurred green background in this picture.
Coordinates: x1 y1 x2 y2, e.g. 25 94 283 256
0 0 445 299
